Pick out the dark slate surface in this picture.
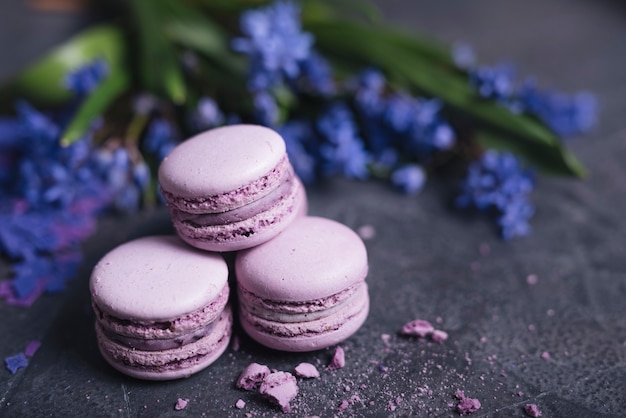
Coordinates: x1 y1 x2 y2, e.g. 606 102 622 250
2 0 626 417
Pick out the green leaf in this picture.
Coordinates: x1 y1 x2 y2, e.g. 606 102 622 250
306 18 585 177
162 1 245 76
476 129 587 177
4 25 125 106
60 69 130 146
131 0 186 104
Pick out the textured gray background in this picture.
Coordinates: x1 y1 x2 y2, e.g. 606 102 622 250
1 0 625 417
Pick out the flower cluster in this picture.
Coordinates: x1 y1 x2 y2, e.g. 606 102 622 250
456 150 535 239
0 0 598 307
469 63 597 139
0 72 178 306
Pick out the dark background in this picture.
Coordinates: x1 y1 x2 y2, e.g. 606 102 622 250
1 0 625 417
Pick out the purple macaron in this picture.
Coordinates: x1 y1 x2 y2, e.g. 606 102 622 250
236 216 370 352
90 235 232 380
158 124 307 252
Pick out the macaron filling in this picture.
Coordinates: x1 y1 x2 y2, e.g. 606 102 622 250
240 284 369 338
174 177 296 227
172 179 304 244
161 155 293 214
98 308 232 373
238 282 365 322
93 283 229 340
101 320 217 351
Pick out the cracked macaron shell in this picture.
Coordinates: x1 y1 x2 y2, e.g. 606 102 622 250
90 235 228 322
158 124 287 198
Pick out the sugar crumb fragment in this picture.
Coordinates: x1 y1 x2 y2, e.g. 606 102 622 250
327 346 345 370
24 341 41 357
237 363 271 390
259 371 298 413
235 399 246 409
526 274 538 285
400 319 434 338
294 362 319 379
455 390 481 415
174 398 189 411
431 329 448 343
357 225 376 240
524 403 542 417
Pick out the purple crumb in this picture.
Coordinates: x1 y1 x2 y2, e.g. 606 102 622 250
337 400 350 411
294 362 320 378
327 346 346 370
5 353 28 374
540 351 550 360
524 403 542 417
526 274 539 285
174 398 189 410
457 397 481 415
237 363 271 390
24 341 41 357
431 329 448 343
455 390 481 415
235 399 246 409
357 224 376 240
259 371 298 413
400 319 434 338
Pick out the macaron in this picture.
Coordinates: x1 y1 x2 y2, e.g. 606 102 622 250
90 235 232 380
236 216 369 352
158 124 307 252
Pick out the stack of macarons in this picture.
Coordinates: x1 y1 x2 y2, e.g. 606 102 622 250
90 124 369 381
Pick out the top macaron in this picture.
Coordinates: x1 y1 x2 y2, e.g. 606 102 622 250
158 125 307 252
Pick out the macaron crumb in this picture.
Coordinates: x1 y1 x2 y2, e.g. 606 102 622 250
174 398 189 411
431 329 448 343
357 224 376 240
400 319 449 343
258 371 298 413
455 390 481 415
327 346 345 370
400 319 434 338
235 399 246 409
237 363 271 391
524 403 542 417
294 362 320 379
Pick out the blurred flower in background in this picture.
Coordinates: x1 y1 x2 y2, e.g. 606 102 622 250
0 0 598 306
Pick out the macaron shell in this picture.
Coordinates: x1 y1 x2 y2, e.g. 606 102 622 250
97 306 233 380
174 176 307 252
90 235 228 321
240 290 369 352
158 124 286 197
235 216 368 301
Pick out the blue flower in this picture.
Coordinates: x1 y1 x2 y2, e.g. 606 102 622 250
279 120 317 184
518 80 597 138
143 118 177 161
354 68 386 115
317 104 370 179
93 146 145 213
456 150 534 239
191 97 223 131
64 59 109 97
391 164 426 195
470 65 516 102
232 1 313 91
253 91 280 126
4 353 28 374
299 52 335 95
452 42 476 69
